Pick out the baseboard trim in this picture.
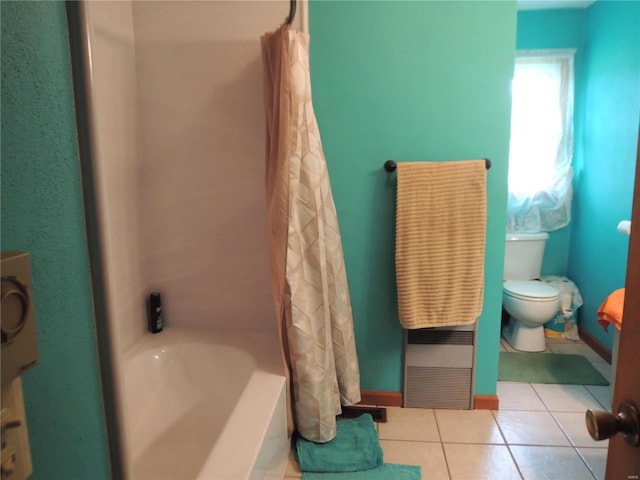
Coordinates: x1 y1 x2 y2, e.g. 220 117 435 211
579 326 612 364
359 390 403 407
474 394 499 410
360 391 497 410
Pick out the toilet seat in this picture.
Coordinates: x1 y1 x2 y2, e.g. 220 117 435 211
503 280 559 302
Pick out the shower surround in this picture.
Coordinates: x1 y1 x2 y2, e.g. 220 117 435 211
123 329 287 479
73 1 302 477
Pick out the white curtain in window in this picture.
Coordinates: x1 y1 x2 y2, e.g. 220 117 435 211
507 50 575 233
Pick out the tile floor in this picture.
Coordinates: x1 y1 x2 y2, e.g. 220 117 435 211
285 336 612 480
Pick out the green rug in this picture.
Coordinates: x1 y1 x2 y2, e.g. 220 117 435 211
498 352 609 386
302 464 421 479
296 414 421 479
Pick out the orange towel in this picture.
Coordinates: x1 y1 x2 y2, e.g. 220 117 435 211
597 288 624 332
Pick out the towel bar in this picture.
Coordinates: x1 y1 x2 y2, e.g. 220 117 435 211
384 159 491 172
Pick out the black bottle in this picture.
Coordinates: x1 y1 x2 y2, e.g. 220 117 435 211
147 292 164 333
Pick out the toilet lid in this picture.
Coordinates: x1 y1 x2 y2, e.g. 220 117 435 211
503 280 559 300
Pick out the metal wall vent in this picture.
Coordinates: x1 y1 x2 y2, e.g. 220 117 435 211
338 405 387 423
407 329 474 345
403 324 476 410
405 366 472 409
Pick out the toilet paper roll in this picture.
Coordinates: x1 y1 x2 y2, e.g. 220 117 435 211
617 220 631 235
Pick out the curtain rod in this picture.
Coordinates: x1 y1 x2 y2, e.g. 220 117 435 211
384 159 491 172
286 0 297 25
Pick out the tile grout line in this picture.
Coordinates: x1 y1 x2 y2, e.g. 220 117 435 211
574 446 604 480
492 407 601 480
528 381 551 412
583 383 612 412
528 354 605 441
491 409 525 480
432 409 454 480
377 437 589 447
542 378 602 479
438 442 453 480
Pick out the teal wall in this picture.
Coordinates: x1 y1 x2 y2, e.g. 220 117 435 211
568 1 640 350
515 8 585 275
309 0 517 395
517 3 640 352
1 2 111 478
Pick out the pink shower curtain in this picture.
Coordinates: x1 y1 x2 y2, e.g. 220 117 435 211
261 24 361 443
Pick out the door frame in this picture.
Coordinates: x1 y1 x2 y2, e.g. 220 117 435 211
604 129 640 479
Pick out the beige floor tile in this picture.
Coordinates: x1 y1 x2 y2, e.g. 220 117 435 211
501 336 552 353
285 448 302 478
494 410 570 446
552 412 608 448
547 342 606 363
544 336 576 344
378 407 440 442
435 409 504 444
585 385 612 411
380 440 449 480
509 445 595 480
501 338 519 352
577 447 608 480
497 382 547 411
444 443 522 479
531 384 603 412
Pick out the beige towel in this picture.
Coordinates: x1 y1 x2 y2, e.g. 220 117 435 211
395 160 487 329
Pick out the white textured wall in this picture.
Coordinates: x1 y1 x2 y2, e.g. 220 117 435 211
132 1 294 331
82 1 142 473
84 2 147 354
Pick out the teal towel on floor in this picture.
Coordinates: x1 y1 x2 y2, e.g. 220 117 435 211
302 463 421 479
296 414 383 473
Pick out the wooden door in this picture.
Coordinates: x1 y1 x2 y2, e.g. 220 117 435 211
605 134 640 479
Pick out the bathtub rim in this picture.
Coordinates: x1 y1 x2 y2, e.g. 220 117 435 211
120 327 287 479
122 327 284 374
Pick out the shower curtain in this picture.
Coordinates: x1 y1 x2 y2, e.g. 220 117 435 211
261 24 361 443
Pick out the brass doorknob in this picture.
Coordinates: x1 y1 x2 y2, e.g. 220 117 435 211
586 401 640 447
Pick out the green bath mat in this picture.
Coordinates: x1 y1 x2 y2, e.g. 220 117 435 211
296 414 383 473
302 464 421 479
498 352 609 385
296 414 421 480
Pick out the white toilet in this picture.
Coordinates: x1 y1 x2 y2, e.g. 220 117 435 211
502 233 560 352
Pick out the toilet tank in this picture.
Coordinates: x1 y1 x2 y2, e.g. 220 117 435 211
504 232 549 281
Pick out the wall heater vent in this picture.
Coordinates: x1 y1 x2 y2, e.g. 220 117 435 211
407 329 474 345
405 366 472 409
403 323 476 409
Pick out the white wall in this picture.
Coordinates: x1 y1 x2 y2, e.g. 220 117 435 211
86 1 301 349
86 2 150 355
82 0 301 474
82 1 142 473
132 1 295 331
84 0 300 346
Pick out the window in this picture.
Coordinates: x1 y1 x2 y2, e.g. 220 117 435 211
507 50 575 233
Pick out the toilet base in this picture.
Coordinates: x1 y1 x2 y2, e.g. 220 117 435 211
503 317 546 352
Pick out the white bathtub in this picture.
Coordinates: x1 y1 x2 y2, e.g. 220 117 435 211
121 328 289 479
